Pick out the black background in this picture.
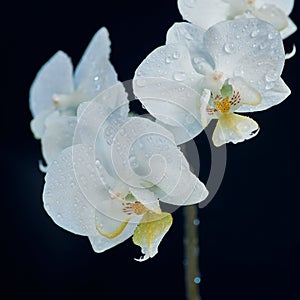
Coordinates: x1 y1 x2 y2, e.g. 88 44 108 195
3 1 300 299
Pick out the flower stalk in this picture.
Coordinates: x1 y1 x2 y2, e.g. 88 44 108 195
184 204 201 300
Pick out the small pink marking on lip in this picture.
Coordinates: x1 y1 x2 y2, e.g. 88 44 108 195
213 72 223 81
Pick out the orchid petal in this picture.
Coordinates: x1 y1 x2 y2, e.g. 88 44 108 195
41 112 77 165
43 145 101 236
110 117 208 205
203 19 285 92
212 113 259 147
75 83 129 177
88 220 139 253
94 204 142 238
74 27 118 99
133 43 206 143
134 43 202 92
236 78 291 112
134 77 207 144
30 51 74 117
252 4 289 32
177 0 230 29
255 0 294 16
133 211 172 262
229 77 262 106
280 17 297 39
166 22 214 73
30 108 54 139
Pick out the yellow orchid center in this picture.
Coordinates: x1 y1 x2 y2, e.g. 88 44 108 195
214 96 231 114
131 201 148 215
207 90 241 117
122 201 148 216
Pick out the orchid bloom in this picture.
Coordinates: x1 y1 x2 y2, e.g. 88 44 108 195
133 19 290 146
178 0 297 39
43 83 208 261
29 27 118 165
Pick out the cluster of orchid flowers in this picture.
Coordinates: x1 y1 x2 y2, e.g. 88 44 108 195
30 0 296 261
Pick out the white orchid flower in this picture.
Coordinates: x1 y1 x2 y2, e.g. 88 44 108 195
178 0 297 39
43 83 208 261
29 27 118 166
133 19 290 146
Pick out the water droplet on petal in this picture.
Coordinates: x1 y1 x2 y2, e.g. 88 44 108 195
265 72 278 82
173 71 186 82
250 29 260 38
57 213 62 219
224 43 235 54
265 82 275 90
136 78 146 87
165 56 171 64
183 31 193 40
268 32 276 40
129 156 139 168
173 51 180 59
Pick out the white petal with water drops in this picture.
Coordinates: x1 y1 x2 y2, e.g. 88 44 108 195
30 51 74 117
74 27 118 99
43 145 99 236
41 112 77 165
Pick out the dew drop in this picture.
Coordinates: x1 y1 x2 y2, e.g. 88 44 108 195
268 32 276 40
265 82 275 90
265 72 278 82
193 57 201 64
129 156 139 168
57 213 62 219
173 51 180 59
194 277 201 284
94 76 99 81
250 29 260 38
223 43 235 54
165 56 171 64
136 78 146 87
193 218 200 226
184 32 193 40
173 71 186 82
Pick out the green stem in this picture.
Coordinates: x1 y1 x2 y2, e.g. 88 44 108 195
184 204 201 300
